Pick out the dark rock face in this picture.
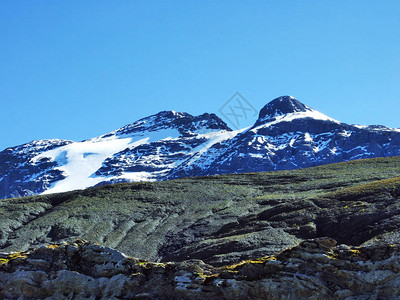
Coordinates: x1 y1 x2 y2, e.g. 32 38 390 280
1 96 400 198
106 111 231 137
95 136 208 177
0 140 72 198
1 238 400 299
257 95 311 123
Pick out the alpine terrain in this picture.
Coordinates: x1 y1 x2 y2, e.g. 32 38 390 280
1 95 400 199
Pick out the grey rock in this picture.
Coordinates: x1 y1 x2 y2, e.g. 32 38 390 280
1 238 400 299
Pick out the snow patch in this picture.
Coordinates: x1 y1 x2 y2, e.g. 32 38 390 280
339 131 352 138
182 128 247 167
116 171 158 182
37 137 138 194
254 109 340 131
304 133 313 143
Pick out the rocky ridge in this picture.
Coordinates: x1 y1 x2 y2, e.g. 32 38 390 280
1 238 399 299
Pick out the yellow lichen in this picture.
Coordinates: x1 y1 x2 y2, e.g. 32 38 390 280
152 262 167 267
0 252 28 266
197 273 220 283
223 255 277 270
248 256 277 264
7 252 27 260
46 244 61 249
349 249 361 255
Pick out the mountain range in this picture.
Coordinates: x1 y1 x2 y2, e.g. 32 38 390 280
1 95 400 199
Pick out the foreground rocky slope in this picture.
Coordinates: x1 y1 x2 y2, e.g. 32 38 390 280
1 238 399 299
1 157 400 267
1 157 400 298
2 96 400 199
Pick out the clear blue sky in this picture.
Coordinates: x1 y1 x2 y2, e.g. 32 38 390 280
1 1 399 150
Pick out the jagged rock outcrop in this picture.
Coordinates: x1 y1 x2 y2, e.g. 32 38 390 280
1 238 399 299
1 96 400 198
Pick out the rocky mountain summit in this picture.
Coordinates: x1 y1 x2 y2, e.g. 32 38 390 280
1 238 399 299
1 96 400 199
256 95 313 123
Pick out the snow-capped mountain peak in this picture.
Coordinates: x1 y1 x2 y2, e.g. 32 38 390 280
254 96 339 128
258 96 312 120
98 111 231 140
1 95 400 199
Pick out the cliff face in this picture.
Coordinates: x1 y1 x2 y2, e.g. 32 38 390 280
1 238 399 299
